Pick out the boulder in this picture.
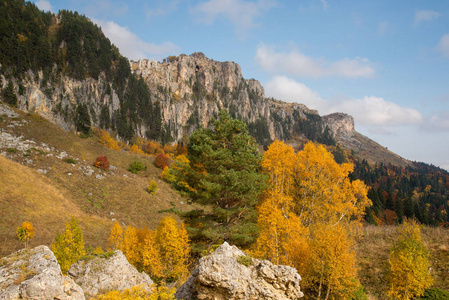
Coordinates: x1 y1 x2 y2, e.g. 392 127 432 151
175 242 303 300
68 250 153 298
0 245 84 300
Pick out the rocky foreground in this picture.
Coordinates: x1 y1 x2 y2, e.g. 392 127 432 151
0 242 303 300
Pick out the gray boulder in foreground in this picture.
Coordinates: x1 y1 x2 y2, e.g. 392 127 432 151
175 242 304 300
68 250 153 298
0 245 84 300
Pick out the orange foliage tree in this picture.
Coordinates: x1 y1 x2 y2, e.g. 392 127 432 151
16 221 34 248
254 140 370 299
109 216 190 283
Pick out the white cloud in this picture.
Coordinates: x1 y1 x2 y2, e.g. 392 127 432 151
330 96 424 126
414 10 440 27
265 76 423 127
255 44 375 78
36 0 53 12
146 0 180 19
437 34 449 58
265 76 326 110
192 0 275 39
93 19 179 60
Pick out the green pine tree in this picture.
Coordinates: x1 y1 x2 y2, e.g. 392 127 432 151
180 110 268 253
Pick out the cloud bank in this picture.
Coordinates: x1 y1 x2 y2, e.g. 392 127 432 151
255 44 375 78
93 19 179 60
414 10 440 27
265 76 423 128
192 0 275 38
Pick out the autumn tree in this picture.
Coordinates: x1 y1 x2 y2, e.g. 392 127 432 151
121 225 140 267
51 217 85 274
254 140 369 299
178 110 268 252
305 222 359 300
153 216 190 282
387 221 433 300
107 221 123 250
16 221 34 248
293 142 371 226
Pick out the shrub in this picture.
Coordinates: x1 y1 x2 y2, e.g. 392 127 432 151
94 156 109 170
129 161 147 173
65 158 76 164
420 288 449 300
161 166 175 182
6 148 17 153
16 221 34 248
236 255 253 267
154 154 170 169
148 180 157 195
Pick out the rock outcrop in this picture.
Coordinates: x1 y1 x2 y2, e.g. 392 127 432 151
68 250 153 298
0 245 84 300
175 242 303 300
322 112 354 138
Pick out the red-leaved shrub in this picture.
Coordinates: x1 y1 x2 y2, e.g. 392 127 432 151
94 156 109 170
154 153 170 169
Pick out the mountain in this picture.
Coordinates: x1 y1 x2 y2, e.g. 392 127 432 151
0 0 414 168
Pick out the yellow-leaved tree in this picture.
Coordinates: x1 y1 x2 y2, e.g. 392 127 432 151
254 140 371 299
293 142 370 226
107 220 123 250
155 217 190 282
51 217 85 274
16 221 34 248
305 222 358 300
121 225 140 267
387 221 433 300
108 216 190 283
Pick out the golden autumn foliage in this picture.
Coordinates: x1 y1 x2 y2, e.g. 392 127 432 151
16 221 34 248
305 222 359 300
97 129 121 151
51 217 85 274
254 140 369 299
387 221 433 300
107 221 123 250
93 284 175 300
108 216 190 283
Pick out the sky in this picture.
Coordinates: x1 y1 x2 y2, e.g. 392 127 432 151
33 0 449 171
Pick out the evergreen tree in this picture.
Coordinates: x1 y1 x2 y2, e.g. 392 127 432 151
180 110 268 253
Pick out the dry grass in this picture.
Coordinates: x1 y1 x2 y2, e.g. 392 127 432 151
357 225 449 299
0 108 194 256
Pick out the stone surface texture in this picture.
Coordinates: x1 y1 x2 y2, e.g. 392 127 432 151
68 250 153 298
175 242 304 300
0 245 84 300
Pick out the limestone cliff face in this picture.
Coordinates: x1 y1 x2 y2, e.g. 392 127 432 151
131 52 272 141
322 113 355 138
131 53 316 142
1 71 119 134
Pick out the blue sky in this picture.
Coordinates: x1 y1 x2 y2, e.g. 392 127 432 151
34 0 449 171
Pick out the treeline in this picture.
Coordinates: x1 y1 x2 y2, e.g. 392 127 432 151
351 159 449 226
0 0 162 141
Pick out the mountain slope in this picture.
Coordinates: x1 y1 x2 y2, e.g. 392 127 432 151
0 103 190 256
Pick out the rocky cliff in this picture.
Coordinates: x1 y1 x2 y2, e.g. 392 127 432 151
131 53 320 144
0 245 84 300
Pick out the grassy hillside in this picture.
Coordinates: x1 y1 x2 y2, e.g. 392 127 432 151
0 104 189 256
358 225 449 299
